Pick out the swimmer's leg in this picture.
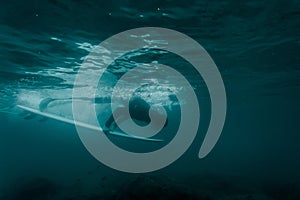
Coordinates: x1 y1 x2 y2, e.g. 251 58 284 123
104 107 127 131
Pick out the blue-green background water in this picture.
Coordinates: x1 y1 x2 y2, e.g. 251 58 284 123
0 0 300 199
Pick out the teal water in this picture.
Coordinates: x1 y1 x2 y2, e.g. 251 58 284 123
0 0 300 199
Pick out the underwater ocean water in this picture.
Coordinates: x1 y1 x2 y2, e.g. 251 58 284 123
0 0 300 199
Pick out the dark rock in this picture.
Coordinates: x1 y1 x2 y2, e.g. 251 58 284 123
113 175 211 200
9 178 59 200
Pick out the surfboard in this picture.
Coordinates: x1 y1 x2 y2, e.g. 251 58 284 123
17 105 163 142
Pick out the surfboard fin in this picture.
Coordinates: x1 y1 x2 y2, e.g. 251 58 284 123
23 113 37 120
